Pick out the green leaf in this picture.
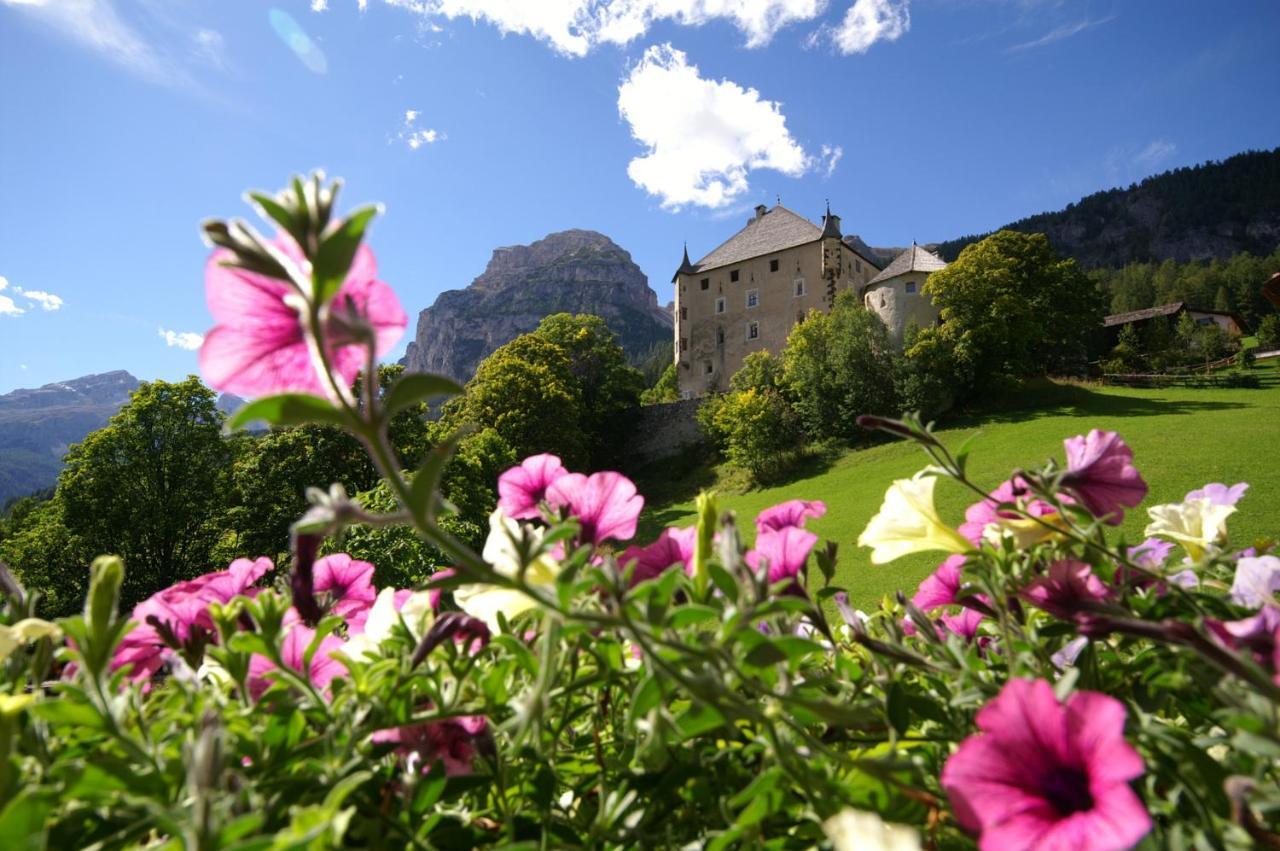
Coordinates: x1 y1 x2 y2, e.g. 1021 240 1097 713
667 605 719 629
0 789 50 850
743 641 787 668
383 373 462 418
953 430 982 474
313 206 378 305
227 394 349 431
29 698 105 730
408 431 464 521
248 192 305 248
707 563 739 600
675 703 725 739
631 675 664 718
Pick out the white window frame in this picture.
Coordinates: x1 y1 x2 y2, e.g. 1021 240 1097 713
747 321 760 341
793 278 805 297
904 281 918 295
715 296 725 314
746 288 760 309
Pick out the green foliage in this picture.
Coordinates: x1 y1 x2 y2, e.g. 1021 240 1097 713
730 350 784 394
1257 313 1280 351
640 363 679 405
0 498 87 617
57 377 232 609
447 313 643 469
910 230 1105 396
1095 246 1280 330
781 292 900 441
699 388 799 482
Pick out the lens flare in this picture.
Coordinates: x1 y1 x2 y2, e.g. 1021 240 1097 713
268 8 327 74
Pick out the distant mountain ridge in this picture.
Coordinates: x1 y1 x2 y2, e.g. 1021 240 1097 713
936 148 1280 267
402 229 673 383
0 370 141 506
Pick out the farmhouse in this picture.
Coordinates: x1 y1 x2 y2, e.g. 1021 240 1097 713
671 204 944 398
1103 302 1247 346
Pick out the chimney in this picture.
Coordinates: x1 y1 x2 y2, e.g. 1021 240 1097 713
754 204 768 219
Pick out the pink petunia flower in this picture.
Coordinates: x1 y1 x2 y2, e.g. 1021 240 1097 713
618 525 697 585
372 714 488 776
1127 538 1174 570
545 471 644 546
427 568 456 613
312 553 377 622
112 557 274 684
941 679 1151 851
1206 606 1280 675
1230 555 1280 609
939 608 986 643
745 526 818 588
247 613 347 700
497 454 569 520
199 238 406 399
1185 482 1249 507
912 555 967 612
1020 560 1112 620
1061 430 1148 525
755 499 826 534
959 478 1064 547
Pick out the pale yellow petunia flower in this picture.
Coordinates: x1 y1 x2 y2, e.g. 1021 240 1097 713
1143 497 1235 561
858 470 970 565
823 808 922 851
0 618 61 663
454 510 562 632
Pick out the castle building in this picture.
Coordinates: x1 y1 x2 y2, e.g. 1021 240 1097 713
860 242 947 347
670 203 881 398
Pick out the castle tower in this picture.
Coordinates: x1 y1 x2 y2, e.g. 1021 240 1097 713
820 202 843 308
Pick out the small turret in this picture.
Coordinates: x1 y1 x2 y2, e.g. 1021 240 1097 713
671 242 696 283
820 201 842 239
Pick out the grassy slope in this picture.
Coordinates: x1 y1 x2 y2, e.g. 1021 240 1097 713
639 361 1280 611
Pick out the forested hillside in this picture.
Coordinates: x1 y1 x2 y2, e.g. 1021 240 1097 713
938 148 1280 268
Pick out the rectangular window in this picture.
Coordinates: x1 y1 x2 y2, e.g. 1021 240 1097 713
704 361 713 375
904 281 917 295
769 258 779 273
680 306 688 319
747 321 759 341
730 269 740 283
746 289 759 309
793 278 805 297
855 259 862 273
700 278 709 290
680 337 688 353
715 297 725 314
716 326 725 345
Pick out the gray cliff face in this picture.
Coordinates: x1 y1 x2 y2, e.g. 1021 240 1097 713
402 229 673 382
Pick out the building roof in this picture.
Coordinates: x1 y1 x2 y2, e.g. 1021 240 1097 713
1264 271 1280 308
690 205 823 273
820 202 842 239
670 243 696 283
1103 302 1184 327
866 243 947 286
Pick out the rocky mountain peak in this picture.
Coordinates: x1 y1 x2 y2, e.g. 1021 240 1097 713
402 230 672 383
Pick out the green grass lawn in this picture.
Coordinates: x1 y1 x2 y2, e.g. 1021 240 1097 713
638 361 1280 611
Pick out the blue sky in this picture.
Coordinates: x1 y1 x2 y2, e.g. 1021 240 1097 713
1 0 1277 393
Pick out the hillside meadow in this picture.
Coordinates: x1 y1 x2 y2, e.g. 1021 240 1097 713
639 360 1280 610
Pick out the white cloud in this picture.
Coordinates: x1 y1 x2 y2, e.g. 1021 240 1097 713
311 0 330 10
1134 139 1176 168
192 28 228 70
819 143 843 177
394 110 444 149
831 0 909 54
372 0 826 57
0 277 24 317
1005 15 1114 53
618 44 812 210
19 290 63 311
159 328 205 350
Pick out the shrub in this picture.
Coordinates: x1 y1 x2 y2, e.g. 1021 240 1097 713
705 387 798 481
1257 313 1280 351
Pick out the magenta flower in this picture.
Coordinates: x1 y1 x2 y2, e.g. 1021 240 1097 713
959 478 1063 546
939 608 986 643
1020 560 1112 620
199 238 406 399
1206 606 1280 677
427 568 456 613
1127 538 1174 570
312 553 376 621
247 615 347 700
1185 482 1249 506
1061 430 1147 525
941 679 1151 851
545 471 644 545
912 555 967 612
372 714 488 776
745 526 818 587
755 499 826 533
112 557 273 683
619 525 697 585
497 454 569 520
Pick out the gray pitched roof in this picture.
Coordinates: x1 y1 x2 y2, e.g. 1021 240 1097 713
691 205 822 273
1103 302 1184 327
866 243 947 286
